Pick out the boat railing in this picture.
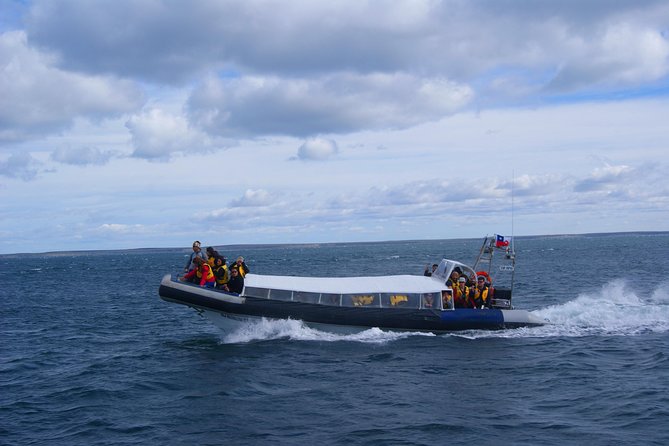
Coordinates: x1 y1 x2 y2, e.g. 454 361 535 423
242 285 449 310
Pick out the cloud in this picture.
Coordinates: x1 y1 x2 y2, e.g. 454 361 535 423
126 108 221 160
24 1 669 92
0 30 144 143
296 138 338 161
187 73 473 137
574 164 633 192
50 146 118 166
0 152 41 180
229 189 273 207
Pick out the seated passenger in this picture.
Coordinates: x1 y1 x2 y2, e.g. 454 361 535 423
468 275 491 309
453 277 469 308
225 266 245 294
422 293 435 308
180 256 215 288
206 246 220 267
212 256 229 289
445 267 462 288
233 256 250 277
441 290 454 310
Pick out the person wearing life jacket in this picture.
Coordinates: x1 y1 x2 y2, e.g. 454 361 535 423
213 256 230 289
181 256 215 287
206 246 220 267
468 275 490 309
453 276 472 308
233 256 250 277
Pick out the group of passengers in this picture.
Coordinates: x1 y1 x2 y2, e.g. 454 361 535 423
445 267 491 309
180 241 249 294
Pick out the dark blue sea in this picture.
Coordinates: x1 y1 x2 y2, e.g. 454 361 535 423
2 233 669 445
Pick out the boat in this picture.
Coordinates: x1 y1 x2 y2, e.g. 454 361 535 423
158 236 546 333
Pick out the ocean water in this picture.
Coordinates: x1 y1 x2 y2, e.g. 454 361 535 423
1 233 668 445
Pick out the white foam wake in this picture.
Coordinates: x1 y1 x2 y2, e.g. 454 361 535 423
221 318 435 344
525 278 669 338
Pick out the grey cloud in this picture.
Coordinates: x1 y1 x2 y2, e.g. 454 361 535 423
187 74 472 137
24 1 669 91
0 152 41 180
0 31 144 144
50 146 117 166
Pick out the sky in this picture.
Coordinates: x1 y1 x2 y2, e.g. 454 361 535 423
1 0 669 254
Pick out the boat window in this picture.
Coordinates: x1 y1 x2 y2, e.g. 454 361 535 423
380 293 419 309
441 289 454 310
420 293 437 309
294 291 320 304
269 289 293 301
321 293 341 306
244 286 270 298
342 293 379 307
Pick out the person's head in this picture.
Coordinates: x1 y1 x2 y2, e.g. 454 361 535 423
458 277 467 286
424 293 434 306
431 263 438 272
477 276 486 287
192 241 201 251
236 256 244 263
193 256 204 266
450 270 460 279
231 267 239 276
206 246 215 255
215 256 224 266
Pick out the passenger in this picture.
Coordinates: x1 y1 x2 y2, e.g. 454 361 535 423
468 275 491 309
422 293 435 308
445 267 462 288
180 257 215 288
453 276 470 308
441 290 454 310
206 247 220 267
184 240 207 273
233 256 250 277
212 256 230 289
424 264 438 277
225 267 245 294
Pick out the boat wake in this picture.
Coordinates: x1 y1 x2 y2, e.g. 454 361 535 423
527 278 669 337
221 318 435 344
218 278 669 343
471 278 669 340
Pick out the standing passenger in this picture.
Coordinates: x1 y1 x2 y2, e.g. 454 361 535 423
184 241 206 273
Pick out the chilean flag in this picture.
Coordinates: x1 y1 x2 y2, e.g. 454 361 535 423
495 234 509 247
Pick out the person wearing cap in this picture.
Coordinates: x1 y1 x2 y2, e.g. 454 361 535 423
233 256 250 278
453 276 473 308
468 275 491 309
184 240 207 273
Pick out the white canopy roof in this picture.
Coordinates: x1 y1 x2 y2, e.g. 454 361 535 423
244 273 446 294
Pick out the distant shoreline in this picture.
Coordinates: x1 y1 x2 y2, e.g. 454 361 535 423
1 230 667 258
